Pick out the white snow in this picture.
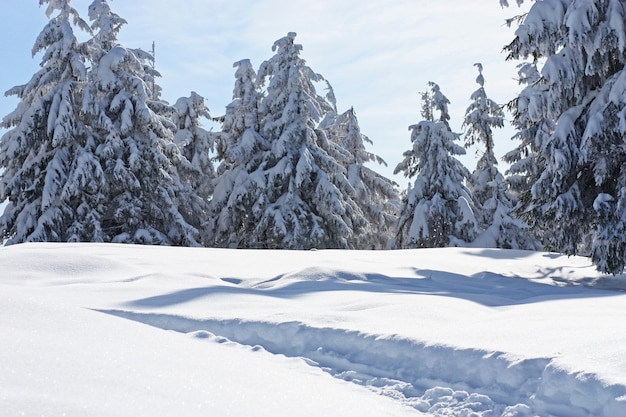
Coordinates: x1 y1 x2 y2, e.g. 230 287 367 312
2 243 626 416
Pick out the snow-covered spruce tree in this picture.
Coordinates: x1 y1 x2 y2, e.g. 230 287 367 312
213 33 366 249
392 82 478 249
255 33 368 249
503 0 626 273
463 64 538 250
172 92 215 203
0 0 101 244
320 107 399 249
502 62 555 225
206 59 272 248
84 1 201 246
86 0 125 62
213 59 265 170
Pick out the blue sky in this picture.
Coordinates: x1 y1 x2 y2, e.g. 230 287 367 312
0 1 530 184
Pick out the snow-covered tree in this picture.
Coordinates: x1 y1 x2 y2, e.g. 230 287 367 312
0 0 97 244
503 62 555 201
86 0 125 62
321 107 399 249
83 1 202 246
392 82 478 249
206 59 270 247
255 33 368 249
463 64 538 250
172 92 215 201
210 33 366 249
503 0 626 272
214 59 265 168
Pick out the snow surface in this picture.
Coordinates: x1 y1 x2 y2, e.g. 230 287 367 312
2 243 626 416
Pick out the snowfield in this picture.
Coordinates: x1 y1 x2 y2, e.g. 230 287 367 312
2 243 626 416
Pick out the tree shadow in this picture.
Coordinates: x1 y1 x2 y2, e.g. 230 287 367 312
125 265 623 309
461 248 539 260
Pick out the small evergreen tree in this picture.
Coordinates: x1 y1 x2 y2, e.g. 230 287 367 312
392 82 478 249
321 107 399 249
172 91 215 202
463 64 538 250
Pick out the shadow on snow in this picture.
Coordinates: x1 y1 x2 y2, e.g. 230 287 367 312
125 266 621 309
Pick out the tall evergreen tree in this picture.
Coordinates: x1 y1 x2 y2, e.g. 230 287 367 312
0 0 95 244
206 59 270 247
503 0 626 272
83 0 201 245
392 82 478 249
463 64 538 250
255 33 367 249
210 33 366 249
321 107 399 249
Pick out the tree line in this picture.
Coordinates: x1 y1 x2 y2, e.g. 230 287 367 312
2 0 626 274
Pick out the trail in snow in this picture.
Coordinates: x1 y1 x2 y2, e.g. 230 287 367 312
99 310 626 417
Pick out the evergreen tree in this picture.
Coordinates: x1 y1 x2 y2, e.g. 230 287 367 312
463 64 538 250
502 62 555 208
206 59 270 247
172 92 215 203
84 0 201 245
214 59 265 168
0 0 96 244
321 107 399 249
392 82 478 249
255 33 367 249
210 33 366 249
86 0 126 62
503 0 626 272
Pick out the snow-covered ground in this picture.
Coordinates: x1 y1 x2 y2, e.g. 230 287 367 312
2 243 625 416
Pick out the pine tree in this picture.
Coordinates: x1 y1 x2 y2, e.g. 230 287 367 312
84 0 201 245
210 33 366 249
463 64 538 250
0 0 97 244
206 59 270 247
392 82 478 249
255 33 368 249
214 59 265 169
321 107 399 249
503 0 626 272
502 62 555 208
172 92 215 202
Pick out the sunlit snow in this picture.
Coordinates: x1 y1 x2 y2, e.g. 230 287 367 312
2 243 625 416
